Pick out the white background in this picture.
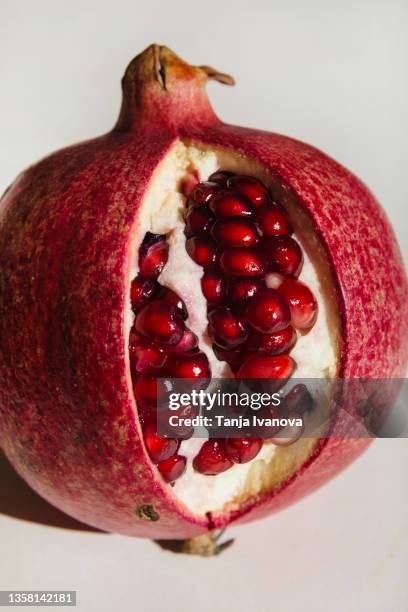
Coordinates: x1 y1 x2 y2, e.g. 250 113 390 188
0 1 407 611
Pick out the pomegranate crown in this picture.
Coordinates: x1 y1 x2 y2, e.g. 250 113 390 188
115 44 235 131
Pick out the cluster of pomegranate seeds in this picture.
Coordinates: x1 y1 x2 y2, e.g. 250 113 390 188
129 173 319 483
183 171 319 476
129 232 211 484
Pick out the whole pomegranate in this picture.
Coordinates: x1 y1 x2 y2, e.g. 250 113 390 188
0 44 406 552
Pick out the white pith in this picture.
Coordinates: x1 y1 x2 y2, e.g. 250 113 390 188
129 141 339 516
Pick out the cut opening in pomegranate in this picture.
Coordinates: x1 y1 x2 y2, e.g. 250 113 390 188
128 143 340 517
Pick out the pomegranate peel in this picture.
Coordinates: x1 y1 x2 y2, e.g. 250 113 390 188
0 44 406 549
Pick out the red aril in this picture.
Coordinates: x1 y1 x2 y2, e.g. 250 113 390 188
224 438 263 463
158 286 188 319
208 306 248 348
256 202 293 236
246 326 297 355
279 278 318 330
212 344 245 371
208 170 235 184
227 176 270 207
134 300 185 345
228 278 264 302
264 236 303 277
166 352 210 379
129 335 166 372
186 235 218 269
138 233 169 278
237 354 295 379
188 181 220 205
158 454 187 483
246 288 291 333
209 191 255 218
193 440 233 475
211 217 260 248
201 272 227 305
143 423 179 463
130 277 158 311
184 203 214 237
165 329 198 353
220 247 267 277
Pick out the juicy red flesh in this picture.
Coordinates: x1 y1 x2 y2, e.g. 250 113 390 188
130 173 318 482
224 438 263 463
192 439 233 475
246 326 297 355
143 423 179 463
185 203 214 237
245 288 291 333
208 306 248 348
279 277 318 330
158 455 187 483
220 247 267 277
131 277 157 311
186 235 218 269
264 236 303 277
209 191 256 218
134 300 184 345
237 354 295 379
256 202 293 236
211 217 260 248
228 277 264 303
227 175 270 207
201 272 227 305
138 233 169 278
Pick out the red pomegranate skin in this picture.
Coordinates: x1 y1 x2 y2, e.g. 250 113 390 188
0 45 407 538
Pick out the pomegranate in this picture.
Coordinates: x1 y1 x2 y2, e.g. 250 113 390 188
0 44 407 552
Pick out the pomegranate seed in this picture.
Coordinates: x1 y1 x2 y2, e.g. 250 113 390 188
278 278 318 330
158 286 188 319
264 236 303 277
209 191 255 218
246 326 297 355
134 300 184 345
165 329 198 353
130 277 157 311
180 173 199 197
220 247 267 277
237 354 295 379
227 175 269 207
245 288 291 333
166 351 211 379
165 403 198 439
188 181 219 205
143 423 179 463
157 454 187 483
133 374 164 406
213 344 245 372
193 439 233 475
228 277 264 302
201 272 227 305
138 233 169 278
224 438 263 463
208 170 235 184
211 217 260 248
186 235 219 269
129 334 166 372
256 202 293 236
208 307 248 348
284 384 314 414
184 203 214 237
